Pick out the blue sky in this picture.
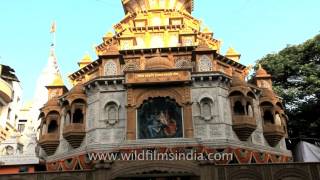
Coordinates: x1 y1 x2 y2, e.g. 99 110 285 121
0 0 319 102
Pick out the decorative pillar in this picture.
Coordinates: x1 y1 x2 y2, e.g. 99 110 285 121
126 88 136 140
126 105 136 140
183 102 194 138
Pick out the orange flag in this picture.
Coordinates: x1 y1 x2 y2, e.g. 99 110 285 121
50 21 56 33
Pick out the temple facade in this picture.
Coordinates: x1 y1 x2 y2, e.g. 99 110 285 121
38 0 292 174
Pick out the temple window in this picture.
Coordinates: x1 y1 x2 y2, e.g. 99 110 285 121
105 61 117 76
199 55 212 72
73 109 84 123
260 101 275 124
46 111 59 133
71 99 86 124
234 101 245 115
200 98 213 120
48 120 58 133
263 110 274 124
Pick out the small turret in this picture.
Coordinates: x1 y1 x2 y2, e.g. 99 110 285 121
46 73 68 100
226 47 241 62
78 54 92 69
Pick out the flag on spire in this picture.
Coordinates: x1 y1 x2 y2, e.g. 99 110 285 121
50 21 56 33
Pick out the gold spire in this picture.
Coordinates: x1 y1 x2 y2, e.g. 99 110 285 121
49 73 65 87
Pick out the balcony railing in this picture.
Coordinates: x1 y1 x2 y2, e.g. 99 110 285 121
232 115 257 127
39 133 59 143
263 123 285 147
232 115 257 141
63 123 85 135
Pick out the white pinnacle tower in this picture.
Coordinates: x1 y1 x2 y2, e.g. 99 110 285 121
30 21 62 132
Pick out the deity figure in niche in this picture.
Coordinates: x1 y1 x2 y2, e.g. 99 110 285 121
138 97 182 139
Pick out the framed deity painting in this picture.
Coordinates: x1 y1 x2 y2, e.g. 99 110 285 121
137 97 183 139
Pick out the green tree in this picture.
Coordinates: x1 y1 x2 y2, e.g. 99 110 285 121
255 34 320 139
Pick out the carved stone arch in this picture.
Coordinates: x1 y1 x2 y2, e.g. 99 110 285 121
70 98 86 106
273 168 309 180
260 101 274 107
276 101 284 109
105 99 121 108
104 100 121 126
197 93 214 104
136 88 184 107
197 95 214 121
45 111 61 124
247 90 257 99
110 161 200 179
229 90 246 97
229 169 262 180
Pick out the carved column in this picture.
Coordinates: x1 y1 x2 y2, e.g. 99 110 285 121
183 103 194 138
126 105 136 140
126 88 136 140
